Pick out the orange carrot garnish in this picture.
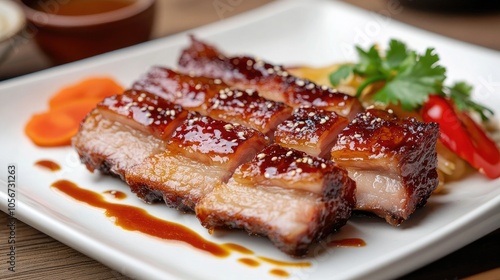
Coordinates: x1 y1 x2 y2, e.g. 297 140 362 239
25 77 123 147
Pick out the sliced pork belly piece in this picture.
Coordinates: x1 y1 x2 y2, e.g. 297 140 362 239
133 67 292 135
73 90 188 180
178 36 362 120
206 88 292 136
126 112 269 211
196 144 356 256
274 106 349 158
132 66 223 114
330 109 439 225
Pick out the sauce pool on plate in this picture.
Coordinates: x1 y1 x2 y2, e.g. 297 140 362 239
269 269 290 278
50 179 229 257
328 238 366 247
238 258 260 267
34 160 61 172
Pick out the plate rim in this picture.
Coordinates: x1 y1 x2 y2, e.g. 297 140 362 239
1 1 500 279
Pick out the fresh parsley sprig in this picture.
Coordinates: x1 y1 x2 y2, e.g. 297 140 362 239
329 39 494 120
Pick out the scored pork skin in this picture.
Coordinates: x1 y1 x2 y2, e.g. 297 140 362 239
274 106 349 158
126 112 270 211
73 90 187 180
178 36 362 120
133 67 292 135
331 109 439 225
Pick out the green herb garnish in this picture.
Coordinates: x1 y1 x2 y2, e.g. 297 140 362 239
329 39 493 120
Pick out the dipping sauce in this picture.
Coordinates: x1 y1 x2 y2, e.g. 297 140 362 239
328 238 366 247
27 0 136 16
34 160 61 172
51 180 229 257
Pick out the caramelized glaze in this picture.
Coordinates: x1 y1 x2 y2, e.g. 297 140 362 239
207 88 292 134
274 107 349 157
51 180 229 257
97 90 187 139
168 112 268 165
235 144 342 195
133 67 225 111
242 144 332 176
133 67 292 134
34 160 61 172
178 36 361 119
331 109 440 225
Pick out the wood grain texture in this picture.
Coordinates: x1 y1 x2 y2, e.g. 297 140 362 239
0 213 130 280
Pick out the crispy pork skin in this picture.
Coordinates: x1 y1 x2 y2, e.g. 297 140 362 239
132 67 222 114
126 112 269 211
331 109 439 225
73 90 187 180
133 67 292 135
274 106 349 158
178 36 362 120
196 144 356 256
206 88 292 136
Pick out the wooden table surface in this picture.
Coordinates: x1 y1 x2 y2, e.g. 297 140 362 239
1 0 500 279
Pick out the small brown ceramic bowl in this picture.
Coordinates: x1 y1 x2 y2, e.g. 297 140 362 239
19 0 156 65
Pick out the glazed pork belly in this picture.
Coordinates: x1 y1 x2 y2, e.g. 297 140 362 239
133 67 292 135
178 36 362 120
274 106 349 158
73 90 188 180
330 109 439 225
132 66 222 114
196 144 356 256
126 112 269 211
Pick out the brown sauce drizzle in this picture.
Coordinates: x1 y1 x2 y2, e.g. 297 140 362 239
103 190 127 200
269 269 290 277
222 243 254 255
257 256 311 268
34 160 61 172
51 180 229 257
50 179 319 275
328 238 366 247
238 258 260 267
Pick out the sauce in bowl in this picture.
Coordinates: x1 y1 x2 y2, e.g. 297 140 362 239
19 0 156 64
28 0 136 16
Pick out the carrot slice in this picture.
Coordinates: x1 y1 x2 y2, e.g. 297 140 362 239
25 99 99 147
49 77 124 109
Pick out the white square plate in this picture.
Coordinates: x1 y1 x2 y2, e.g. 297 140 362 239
1 1 500 279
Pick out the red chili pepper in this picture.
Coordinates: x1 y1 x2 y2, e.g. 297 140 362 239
421 95 500 179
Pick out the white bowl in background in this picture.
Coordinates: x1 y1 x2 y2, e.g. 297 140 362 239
0 0 26 65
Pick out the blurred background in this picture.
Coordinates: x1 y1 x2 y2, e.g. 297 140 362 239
1 0 500 80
